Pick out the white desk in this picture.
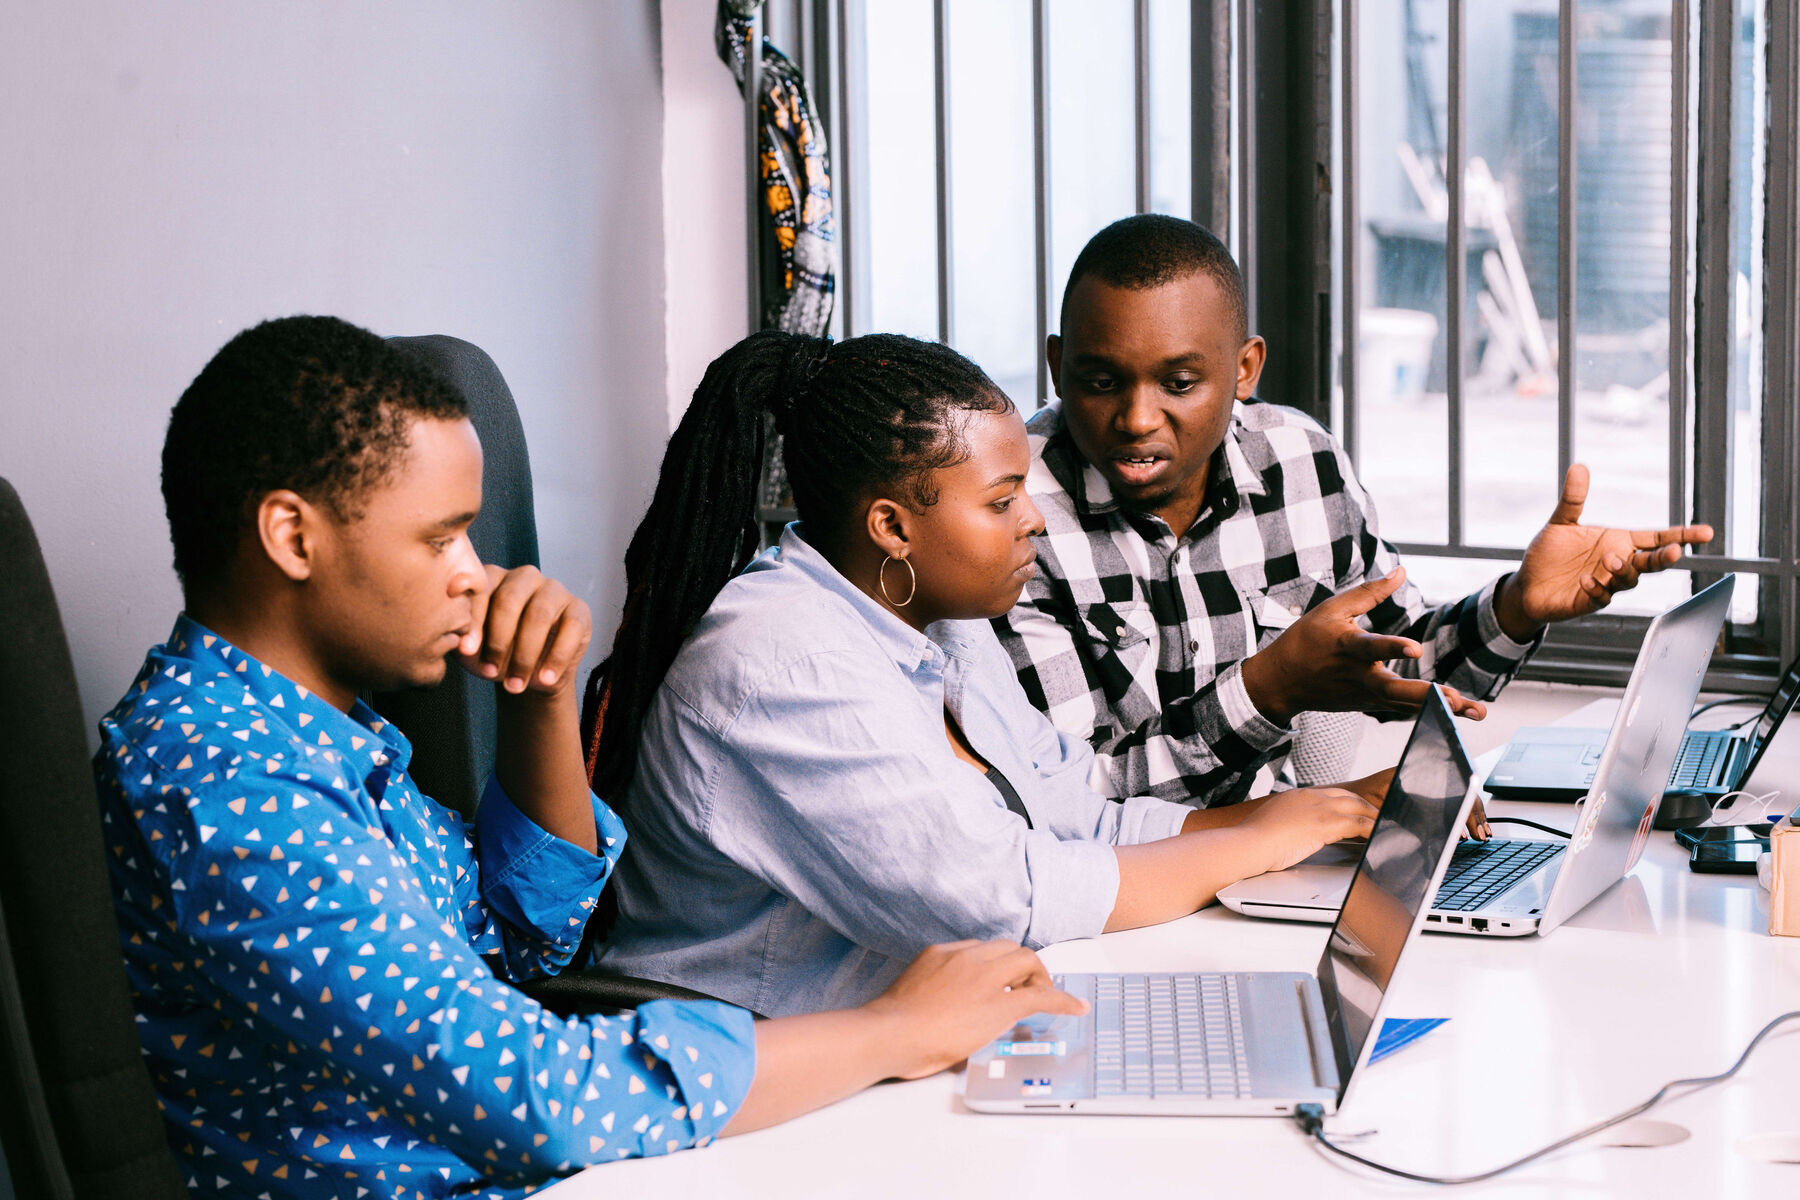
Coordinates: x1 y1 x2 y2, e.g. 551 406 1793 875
550 700 1800 1197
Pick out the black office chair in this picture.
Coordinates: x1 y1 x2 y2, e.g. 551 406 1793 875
375 334 541 821
374 337 724 1018
0 478 186 1200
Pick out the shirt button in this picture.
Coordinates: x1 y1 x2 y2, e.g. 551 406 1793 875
1189 640 1199 652
1289 604 1303 616
371 751 389 766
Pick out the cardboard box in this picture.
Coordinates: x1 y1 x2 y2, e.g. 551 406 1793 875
1771 817 1800 937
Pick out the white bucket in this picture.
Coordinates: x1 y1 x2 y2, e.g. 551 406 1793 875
1358 307 1439 406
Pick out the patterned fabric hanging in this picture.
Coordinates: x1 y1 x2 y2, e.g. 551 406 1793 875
715 1 837 336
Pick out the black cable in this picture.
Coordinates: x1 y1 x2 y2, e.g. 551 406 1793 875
1483 817 1570 839
1294 1010 1800 1185
1689 694 1764 726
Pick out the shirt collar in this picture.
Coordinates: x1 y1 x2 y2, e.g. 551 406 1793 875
764 525 960 676
164 614 414 783
1038 401 1269 522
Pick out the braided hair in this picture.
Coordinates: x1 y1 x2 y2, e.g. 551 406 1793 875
583 328 1011 800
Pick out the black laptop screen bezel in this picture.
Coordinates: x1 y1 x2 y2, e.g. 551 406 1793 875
1314 690 1474 1101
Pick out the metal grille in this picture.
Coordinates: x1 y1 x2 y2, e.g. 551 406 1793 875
772 0 1800 688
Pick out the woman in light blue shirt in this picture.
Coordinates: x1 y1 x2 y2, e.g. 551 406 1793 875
585 332 1381 1017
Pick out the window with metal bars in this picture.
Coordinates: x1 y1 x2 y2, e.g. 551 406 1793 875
756 0 1799 691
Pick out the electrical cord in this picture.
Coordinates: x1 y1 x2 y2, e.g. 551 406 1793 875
1688 694 1765 730
1293 1009 1800 1185
1483 817 1570 839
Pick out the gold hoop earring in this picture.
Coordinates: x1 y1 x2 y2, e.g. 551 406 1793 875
878 554 917 607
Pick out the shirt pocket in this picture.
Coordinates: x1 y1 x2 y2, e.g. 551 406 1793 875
1246 575 1336 649
1080 600 1156 652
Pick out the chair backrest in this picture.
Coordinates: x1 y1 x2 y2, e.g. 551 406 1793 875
373 336 542 820
0 478 185 1200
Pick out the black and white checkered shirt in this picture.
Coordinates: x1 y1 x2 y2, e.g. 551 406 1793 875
993 399 1541 807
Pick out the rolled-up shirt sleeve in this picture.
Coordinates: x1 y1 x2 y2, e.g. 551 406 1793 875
471 775 624 981
700 648 1128 955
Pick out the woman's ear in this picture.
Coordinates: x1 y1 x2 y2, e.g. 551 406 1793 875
257 489 321 583
863 496 914 560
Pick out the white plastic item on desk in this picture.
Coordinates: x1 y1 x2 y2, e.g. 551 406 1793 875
1770 817 1800 937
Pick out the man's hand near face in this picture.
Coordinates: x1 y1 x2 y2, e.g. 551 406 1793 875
1239 568 1490 726
456 564 599 855
1495 463 1714 641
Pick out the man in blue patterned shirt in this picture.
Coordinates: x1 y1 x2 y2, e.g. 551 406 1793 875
98 316 1081 1198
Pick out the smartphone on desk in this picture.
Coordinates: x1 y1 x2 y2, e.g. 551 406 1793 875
1677 825 1770 874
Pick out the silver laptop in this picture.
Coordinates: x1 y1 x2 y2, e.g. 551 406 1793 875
1218 575 1735 938
1486 645 1800 803
962 688 1473 1117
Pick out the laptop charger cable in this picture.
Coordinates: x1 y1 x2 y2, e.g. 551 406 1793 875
1292 1009 1800 1185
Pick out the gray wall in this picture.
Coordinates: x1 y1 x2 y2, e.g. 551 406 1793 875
0 1 671 738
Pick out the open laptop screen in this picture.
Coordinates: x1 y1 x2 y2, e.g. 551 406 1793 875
1741 651 1800 783
1315 690 1473 1096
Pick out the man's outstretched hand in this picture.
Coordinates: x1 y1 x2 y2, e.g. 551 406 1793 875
1497 464 1714 641
1240 568 1488 726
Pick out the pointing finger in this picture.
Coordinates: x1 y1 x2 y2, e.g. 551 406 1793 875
1324 567 1407 617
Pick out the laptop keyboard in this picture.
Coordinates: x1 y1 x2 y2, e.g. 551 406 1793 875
1433 838 1563 912
1067 972 1251 1099
1669 731 1732 789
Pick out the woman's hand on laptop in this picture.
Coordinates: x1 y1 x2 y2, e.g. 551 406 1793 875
1323 766 1489 840
1241 786 1381 873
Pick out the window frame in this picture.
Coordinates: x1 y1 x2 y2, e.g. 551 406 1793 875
779 0 1800 691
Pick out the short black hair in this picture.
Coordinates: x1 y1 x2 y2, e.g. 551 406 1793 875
1059 214 1248 342
161 315 468 592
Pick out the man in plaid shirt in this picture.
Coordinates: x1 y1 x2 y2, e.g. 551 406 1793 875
995 216 1713 808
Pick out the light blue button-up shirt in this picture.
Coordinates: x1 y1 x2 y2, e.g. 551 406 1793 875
602 526 1192 1017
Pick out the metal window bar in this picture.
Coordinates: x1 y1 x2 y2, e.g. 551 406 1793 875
1768 0 1800 668
1692 0 1736 580
1033 0 1052 406
1556 0 1575 483
933 0 954 346
1340 0 1359 471
746 6 765 331
1135 0 1152 214
817 0 849 341
1191 0 1231 235
1236 0 1256 316
1669 0 1689 532
1446 0 1466 547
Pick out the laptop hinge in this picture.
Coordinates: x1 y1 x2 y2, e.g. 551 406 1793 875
1297 977 1341 1093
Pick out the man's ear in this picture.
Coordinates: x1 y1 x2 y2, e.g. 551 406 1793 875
1236 336 1268 401
862 496 914 561
256 489 323 583
1045 334 1064 400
